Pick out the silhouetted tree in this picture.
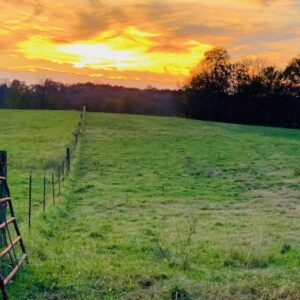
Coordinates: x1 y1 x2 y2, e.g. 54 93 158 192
0 84 9 108
181 49 300 127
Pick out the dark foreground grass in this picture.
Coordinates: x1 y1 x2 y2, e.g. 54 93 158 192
3 112 300 299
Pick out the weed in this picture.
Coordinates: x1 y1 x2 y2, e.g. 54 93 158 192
224 233 276 269
154 216 197 271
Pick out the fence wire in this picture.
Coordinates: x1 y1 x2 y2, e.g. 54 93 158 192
4 107 86 230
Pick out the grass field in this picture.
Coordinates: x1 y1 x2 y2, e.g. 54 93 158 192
2 110 300 299
0 110 80 224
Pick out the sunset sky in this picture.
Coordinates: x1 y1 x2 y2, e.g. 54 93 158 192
0 0 299 89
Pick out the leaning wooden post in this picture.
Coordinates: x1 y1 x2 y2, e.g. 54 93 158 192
28 168 32 229
43 173 46 214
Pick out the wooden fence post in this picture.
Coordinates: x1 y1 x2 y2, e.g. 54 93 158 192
0 151 7 179
0 151 7 245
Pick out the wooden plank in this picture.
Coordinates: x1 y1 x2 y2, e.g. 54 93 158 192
0 218 15 230
0 176 6 181
0 197 10 204
4 254 27 285
0 236 21 259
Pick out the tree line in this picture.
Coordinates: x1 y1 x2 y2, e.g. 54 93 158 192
178 48 300 128
0 80 177 116
0 48 299 127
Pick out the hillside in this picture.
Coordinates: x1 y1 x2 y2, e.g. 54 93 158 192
2 110 300 299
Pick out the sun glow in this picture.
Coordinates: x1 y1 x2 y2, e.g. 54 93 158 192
59 43 138 69
18 27 212 77
1 0 299 88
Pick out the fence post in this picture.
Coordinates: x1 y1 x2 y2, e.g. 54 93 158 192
52 172 55 205
0 151 7 179
0 151 7 246
66 148 70 175
75 132 78 148
28 169 32 229
43 173 46 214
62 161 65 185
57 166 61 196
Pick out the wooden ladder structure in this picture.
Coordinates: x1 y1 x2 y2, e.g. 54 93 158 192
0 152 26 300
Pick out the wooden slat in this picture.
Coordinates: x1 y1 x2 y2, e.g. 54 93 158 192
0 236 21 259
0 197 10 204
4 254 27 286
0 217 15 230
0 176 6 181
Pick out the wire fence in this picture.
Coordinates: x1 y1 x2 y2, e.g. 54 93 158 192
1 107 87 230
27 107 86 229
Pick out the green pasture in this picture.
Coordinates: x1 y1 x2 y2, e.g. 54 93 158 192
1 110 299 299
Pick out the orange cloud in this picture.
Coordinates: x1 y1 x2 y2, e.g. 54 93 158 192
17 28 212 76
0 0 299 89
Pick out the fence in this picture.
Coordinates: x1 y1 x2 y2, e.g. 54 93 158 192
0 107 86 299
0 151 27 300
26 106 86 229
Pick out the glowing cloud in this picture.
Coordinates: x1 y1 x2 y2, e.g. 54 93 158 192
18 28 212 76
0 0 299 88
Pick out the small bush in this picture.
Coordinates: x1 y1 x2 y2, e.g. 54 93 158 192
89 231 105 240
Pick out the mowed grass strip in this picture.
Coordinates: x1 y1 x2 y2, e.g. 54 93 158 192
7 112 300 299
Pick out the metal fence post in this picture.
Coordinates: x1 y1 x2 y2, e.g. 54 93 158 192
52 172 55 205
43 173 46 214
62 161 65 185
66 148 70 175
28 169 32 229
57 166 61 195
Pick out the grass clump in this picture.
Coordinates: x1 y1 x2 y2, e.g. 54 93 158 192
224 247 275 268
280 243 292 254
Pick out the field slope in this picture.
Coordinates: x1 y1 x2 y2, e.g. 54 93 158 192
2 111 300 299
